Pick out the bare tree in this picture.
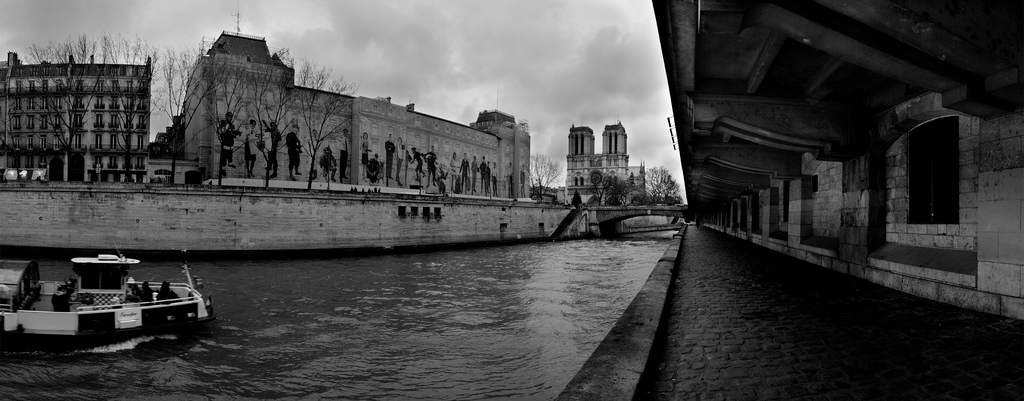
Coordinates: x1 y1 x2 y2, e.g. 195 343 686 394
646 166 682 204
528 153 563 200
293 60 357 190
246 62 297 187
158 45 219 183
204 57 252 185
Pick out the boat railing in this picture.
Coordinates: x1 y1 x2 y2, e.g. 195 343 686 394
73 284 201 312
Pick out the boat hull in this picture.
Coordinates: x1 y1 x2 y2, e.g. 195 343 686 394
1 298 216 353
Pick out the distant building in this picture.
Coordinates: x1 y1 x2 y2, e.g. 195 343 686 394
181 31 530 195
565 122 645 204
1 51 152 182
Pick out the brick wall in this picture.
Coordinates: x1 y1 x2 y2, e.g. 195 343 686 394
0 183 571 253
884 116 979 251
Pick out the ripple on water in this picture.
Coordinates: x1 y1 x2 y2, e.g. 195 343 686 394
4 231 675 400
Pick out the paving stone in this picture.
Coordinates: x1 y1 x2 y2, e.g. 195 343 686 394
642 228 1023 401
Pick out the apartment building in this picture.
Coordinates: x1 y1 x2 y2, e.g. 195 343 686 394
1 51 151 182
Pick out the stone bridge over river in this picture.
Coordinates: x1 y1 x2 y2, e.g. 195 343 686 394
552 205 689 238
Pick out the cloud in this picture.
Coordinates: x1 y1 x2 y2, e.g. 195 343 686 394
0 0 685 199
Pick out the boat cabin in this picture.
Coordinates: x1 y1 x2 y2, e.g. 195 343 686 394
69 254 140 308
0 260 40 312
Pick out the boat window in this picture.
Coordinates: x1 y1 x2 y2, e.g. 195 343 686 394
76 264 125 290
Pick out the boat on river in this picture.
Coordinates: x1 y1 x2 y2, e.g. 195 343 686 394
0 254 215 352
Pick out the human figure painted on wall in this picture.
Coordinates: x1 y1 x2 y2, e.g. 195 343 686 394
395 137 405 186
471 155 479 194
412 147 424 184
460 153 470 194
492 162 498 197
244 119 258 178
286 131 302 179
404 146 413 186
339 129 349 180
385 134 396 180
218 112 240 175
264 120 281 179
449 152 459 193
520 170 527 198
320 146 337 182
425 146 437 188
367 153 381 184
480 156 490 196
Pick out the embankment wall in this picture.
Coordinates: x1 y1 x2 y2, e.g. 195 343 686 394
0 183 575 256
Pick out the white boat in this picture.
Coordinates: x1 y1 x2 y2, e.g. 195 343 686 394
0 254 215 352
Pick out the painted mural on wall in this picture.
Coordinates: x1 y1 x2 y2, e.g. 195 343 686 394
351 98 512 197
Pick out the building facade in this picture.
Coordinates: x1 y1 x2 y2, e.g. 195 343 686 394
181 31 530 196
1 52 152 182
566 122 645 204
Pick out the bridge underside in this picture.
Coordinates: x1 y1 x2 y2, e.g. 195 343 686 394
654 0 1024 319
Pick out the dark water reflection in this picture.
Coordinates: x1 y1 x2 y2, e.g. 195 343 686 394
1 231 677 400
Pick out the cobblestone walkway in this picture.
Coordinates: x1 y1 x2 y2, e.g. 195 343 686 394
641 227 1023 401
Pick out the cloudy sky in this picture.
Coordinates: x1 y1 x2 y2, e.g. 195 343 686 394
1 0 683 197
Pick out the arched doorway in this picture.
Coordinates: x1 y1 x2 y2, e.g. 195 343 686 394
68 154 85 181
49 157 65 181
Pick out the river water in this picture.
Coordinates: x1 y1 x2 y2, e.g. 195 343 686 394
0 231 677 400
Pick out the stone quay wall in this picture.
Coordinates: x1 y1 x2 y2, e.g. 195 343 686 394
0 182 576 256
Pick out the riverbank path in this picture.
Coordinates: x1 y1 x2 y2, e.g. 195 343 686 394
640 227 1023 400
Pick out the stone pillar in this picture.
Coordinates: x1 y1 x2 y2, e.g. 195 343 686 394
788 176 814 246
767 187 780 234
839 153 887 265
977 113 1024 307
740 195 750 233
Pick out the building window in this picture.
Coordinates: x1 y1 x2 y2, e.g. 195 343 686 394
94 156 102 168
41 115 48 129
27 136 35 149
94 134 103 149
42 80 48 91
411 206 419 216
908 116 959 224
28 81 35 92
136 135 145 150
136 116 147 130
72 134 82 149
41 136 47 149
73 114 83 129
110 134 119 149
434 207 442 218
14 98 21 110
27 98 35 110
94 113 104 128
136 157 145 170
398 206 407 217
811 175 819 193
75 80 84 91
12 116 21 130
26 116 35 130
108 156 118 169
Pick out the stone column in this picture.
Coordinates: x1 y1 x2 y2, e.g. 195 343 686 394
788 176 814 246
767 187 780 234
839 153 887 266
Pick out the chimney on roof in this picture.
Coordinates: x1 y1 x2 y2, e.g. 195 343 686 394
406 103 415 112
89 55 94 64
7 52 18 66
